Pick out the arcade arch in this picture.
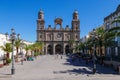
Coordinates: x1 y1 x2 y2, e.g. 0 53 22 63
65 45 70 54
55 44 62 54
47 45 53 55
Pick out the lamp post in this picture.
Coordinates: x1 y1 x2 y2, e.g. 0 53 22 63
20 43 24 65
85 35 89 54
5 28 20 75
11 28 16 75
93 42 96 74
91 29 97 74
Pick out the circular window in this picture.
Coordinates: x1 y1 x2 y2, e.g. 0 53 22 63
57 33 61 38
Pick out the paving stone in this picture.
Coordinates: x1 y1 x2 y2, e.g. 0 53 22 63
0 55 119 80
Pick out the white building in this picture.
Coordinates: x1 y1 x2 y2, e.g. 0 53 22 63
0 33 33 59
0 33 10 57
104 4 120 59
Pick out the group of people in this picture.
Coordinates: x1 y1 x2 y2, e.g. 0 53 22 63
55 54 63 59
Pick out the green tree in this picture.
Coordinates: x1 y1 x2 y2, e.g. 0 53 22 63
24 44 31 57
76 41 85 53
85 36 93 55
30 42 44 56
14 39 22 61
95 27 106 56
0 43 12 64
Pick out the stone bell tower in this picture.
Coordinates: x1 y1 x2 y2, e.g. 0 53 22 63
71 10 80 40
72 10 80 30
37 9 45 41
37 9 45 30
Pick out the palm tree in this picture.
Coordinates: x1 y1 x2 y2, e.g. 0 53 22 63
76 41 85 53
33 42 43 55
91 27 116 63
24 44 31 57
88 28 112 64
95 27 105 56
14 39 22 61
75 43 80 53
36 42 43 51
104 31 115 47
85 37 93 55
0 43 12 64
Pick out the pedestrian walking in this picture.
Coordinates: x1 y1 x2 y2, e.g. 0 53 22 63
55 54 58 59
61 54 63 59
57 54 59 59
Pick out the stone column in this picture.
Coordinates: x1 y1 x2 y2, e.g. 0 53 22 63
45 45 47 55
63 44 65 55
62 33 65 55
53 43 55 55
42 45 44 53
44 46 46 55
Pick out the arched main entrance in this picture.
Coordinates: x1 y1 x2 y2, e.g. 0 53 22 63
65 45 70 54
55 44 62 54
47 45 53 55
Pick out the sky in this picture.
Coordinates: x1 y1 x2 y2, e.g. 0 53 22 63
0 0 120 42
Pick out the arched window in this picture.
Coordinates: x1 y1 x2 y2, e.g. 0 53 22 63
75 16 77 19
47 34 51 40
40 35 42 38
76 35 78 39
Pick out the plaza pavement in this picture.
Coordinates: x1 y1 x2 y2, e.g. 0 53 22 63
0 55 120 80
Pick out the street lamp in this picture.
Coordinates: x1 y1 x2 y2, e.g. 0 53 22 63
11 28 16 75
20 40 24 65
5 28 20 75
93 42 96 74
91 29 97 74
85 35 89 54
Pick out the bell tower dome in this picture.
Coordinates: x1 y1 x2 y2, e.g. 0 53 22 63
38 9 44 19
73 10 79 20
37 9 45 30
71 10 80 30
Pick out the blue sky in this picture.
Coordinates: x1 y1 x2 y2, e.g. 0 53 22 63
0 0 120 42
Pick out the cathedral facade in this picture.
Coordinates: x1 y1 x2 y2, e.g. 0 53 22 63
36 10 80 55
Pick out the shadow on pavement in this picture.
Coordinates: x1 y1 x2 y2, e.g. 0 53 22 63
53 68 92 75
61 56 118 75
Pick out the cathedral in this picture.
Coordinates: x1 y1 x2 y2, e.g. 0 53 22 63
36 10 80 55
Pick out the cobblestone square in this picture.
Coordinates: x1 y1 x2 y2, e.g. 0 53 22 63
0 55 120 80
